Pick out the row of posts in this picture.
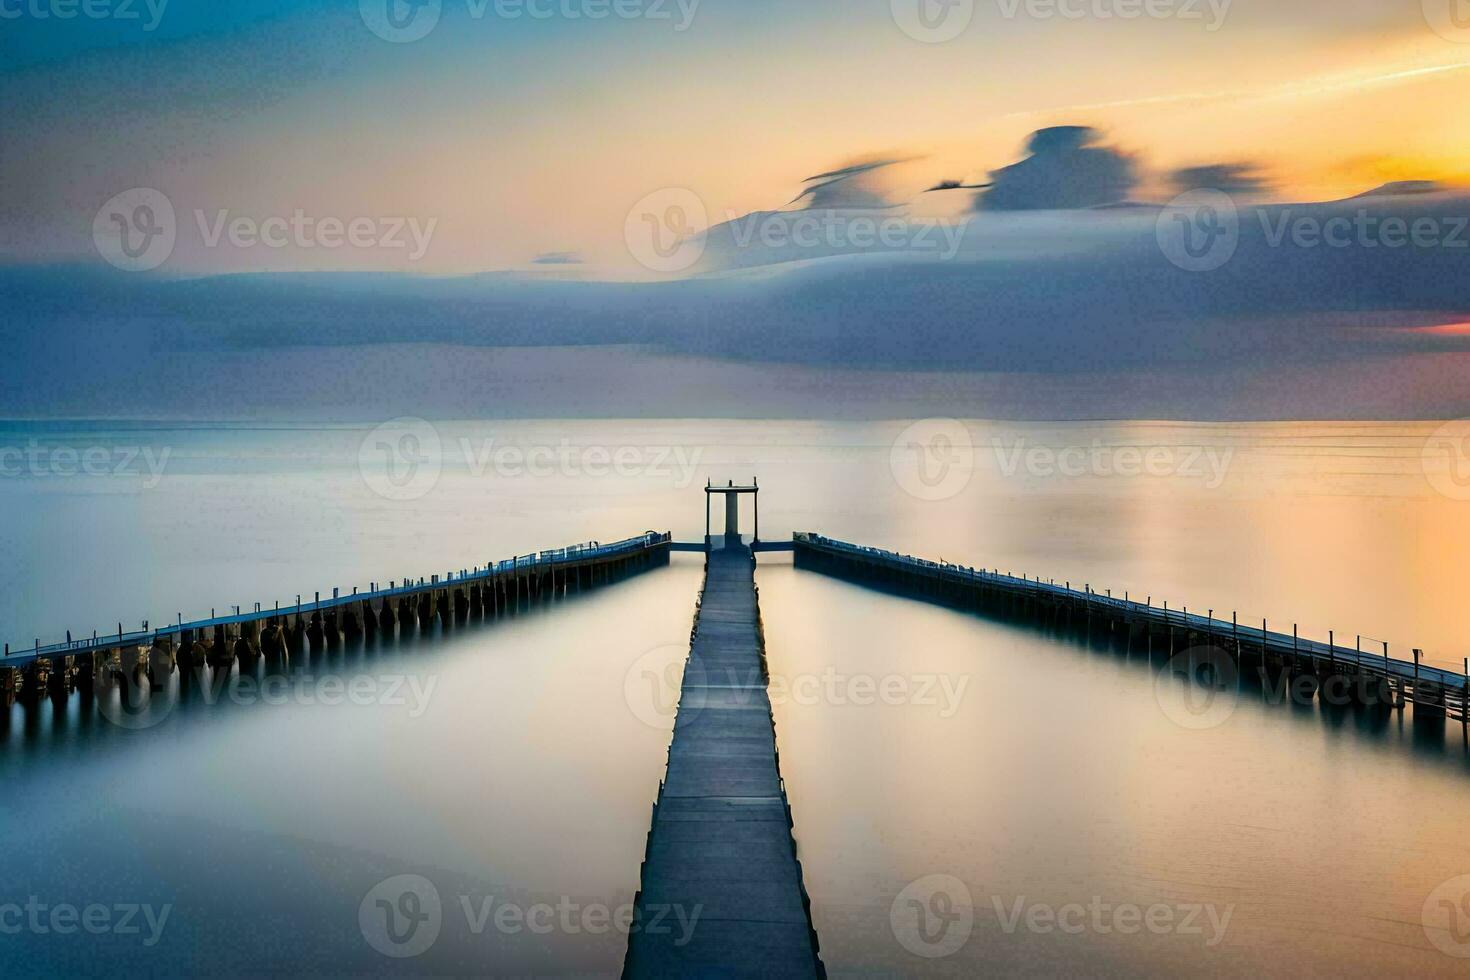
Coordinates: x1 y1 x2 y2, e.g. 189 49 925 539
792 537 1470 724
1 542 669 709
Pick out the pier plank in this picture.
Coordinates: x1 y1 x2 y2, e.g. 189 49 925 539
624 545 824 979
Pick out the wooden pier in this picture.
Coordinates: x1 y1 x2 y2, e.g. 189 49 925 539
624 542 824 979
0 533 672 709
8 498 1467 975
793 532 1470 723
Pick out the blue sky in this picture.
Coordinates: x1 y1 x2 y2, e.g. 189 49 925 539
2 1 1469 420
1 0 1467 274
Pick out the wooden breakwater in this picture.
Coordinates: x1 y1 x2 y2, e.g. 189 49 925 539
624 542 824 979
793 532 1470 723
0 532 671 708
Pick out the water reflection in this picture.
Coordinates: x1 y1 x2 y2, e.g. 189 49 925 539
4 559 660 759
758 563 1470 977
4 419 1470 975
0 560 703 976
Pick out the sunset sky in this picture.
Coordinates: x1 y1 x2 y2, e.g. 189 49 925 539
2 0 1468 274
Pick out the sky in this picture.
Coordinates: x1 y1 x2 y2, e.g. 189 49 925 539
3 0 1469 275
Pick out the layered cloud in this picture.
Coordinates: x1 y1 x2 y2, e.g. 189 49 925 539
5 180 1469 419
1169 163 1272 196
975 126 1138 211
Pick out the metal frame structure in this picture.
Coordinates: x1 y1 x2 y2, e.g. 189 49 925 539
704 479 760 548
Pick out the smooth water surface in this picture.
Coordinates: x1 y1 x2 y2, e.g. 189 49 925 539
2 418 1468 975
759 565 1470 976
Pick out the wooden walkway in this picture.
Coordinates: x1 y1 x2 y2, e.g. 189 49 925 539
794 532 1470 721
1 534 671 704
624 544 824 979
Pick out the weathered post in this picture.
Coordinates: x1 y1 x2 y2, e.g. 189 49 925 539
146 636 175 684
307 611 326 653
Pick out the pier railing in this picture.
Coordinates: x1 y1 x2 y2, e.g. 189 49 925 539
5 532 671 666
794 532 1468 692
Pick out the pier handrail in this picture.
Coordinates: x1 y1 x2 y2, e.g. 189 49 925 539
4 531 671 665
794 532 1466 689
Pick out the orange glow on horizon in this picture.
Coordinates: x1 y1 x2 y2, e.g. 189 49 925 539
1409 322 1470 337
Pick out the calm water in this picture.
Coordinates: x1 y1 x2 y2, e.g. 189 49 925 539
2 419 1469 976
